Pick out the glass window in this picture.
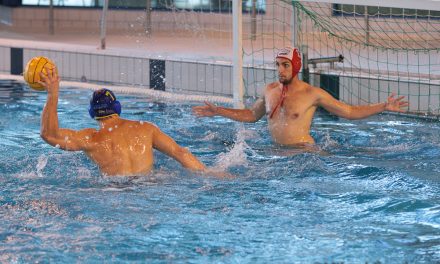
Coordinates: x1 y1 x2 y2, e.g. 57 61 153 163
22 0 266 12
333 4 440 18
22 0 98 7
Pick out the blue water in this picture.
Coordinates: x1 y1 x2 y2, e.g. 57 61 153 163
1 79 440 263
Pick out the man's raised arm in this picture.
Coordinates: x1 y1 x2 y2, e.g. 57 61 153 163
315 87 408 120
40 67 93 151
192 96 266 123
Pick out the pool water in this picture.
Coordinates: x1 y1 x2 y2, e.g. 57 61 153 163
1 79 440 263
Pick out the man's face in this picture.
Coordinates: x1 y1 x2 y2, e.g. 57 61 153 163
276 58 293 85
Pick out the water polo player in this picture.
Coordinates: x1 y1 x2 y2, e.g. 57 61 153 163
193 46 408 146
39 66 208 176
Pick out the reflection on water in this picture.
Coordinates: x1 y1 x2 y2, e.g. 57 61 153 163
0 79 26 103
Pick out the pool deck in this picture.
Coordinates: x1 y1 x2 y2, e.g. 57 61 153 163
0 28 234 62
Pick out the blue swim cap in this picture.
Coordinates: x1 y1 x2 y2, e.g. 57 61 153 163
89 88 121 120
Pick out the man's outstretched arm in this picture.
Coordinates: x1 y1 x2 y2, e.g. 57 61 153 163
316 87 408 120
40 67 93 151
152 126 205 171
192 97 266 123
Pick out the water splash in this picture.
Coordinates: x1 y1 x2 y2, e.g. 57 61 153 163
213 126 251 170
36 154 48 177
76 167 93 179
200 131 218 141
320 131 339 151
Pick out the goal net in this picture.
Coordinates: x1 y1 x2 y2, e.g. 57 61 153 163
243 0 440 115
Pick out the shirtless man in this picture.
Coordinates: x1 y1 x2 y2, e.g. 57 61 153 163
193 47 408 146
40 67 206 176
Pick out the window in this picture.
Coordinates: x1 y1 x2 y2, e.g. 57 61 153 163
22 0 266 13
22 0 97 7
333 4 440 18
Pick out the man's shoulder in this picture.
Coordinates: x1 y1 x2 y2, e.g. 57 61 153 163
266 82 280 89
120 119 157 130
295 82 321 94
308 85 329 96
300 84 331 103
78 128 98 135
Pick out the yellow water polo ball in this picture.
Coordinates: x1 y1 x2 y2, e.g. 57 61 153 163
23 56 58 91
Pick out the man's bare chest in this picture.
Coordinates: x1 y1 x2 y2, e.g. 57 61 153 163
266 90 313 118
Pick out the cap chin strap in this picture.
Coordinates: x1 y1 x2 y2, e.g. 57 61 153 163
270 50 301 119
95 113 119 120
269 84 288 119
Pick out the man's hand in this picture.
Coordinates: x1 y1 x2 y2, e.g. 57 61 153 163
192 101 219 117
385 93 409 112
38 66 60 94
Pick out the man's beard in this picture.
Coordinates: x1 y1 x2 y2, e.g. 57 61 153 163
279 76 293 85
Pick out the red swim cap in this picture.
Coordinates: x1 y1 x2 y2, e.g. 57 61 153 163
276 47 302 78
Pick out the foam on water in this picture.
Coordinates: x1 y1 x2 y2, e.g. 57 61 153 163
36 154 48 177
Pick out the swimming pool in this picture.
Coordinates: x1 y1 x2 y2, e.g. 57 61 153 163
1 79 440 262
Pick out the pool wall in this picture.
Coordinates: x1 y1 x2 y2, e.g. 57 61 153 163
0 43 272 98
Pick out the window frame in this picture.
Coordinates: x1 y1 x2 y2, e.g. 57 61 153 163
20 0 266 14
332 4 440 19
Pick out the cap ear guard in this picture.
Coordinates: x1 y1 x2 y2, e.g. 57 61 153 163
113 100 121 116
89 105 95 119
291 48 302 77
